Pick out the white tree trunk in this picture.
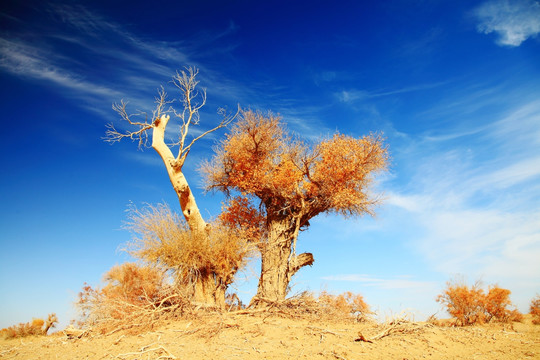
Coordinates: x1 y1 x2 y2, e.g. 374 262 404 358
152 114 207 234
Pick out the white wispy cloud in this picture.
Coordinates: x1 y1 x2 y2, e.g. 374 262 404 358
0 38 120 98
0 3 246 124
321 274 437 290
2 3 339 146
473 0 540 46
414 208 540 276
488 99 540 148
387 97 540 286
471 156 540 191
339 81 451 102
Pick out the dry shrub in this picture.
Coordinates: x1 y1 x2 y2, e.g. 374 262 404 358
530 295 540 325
76 263 191 334
436 279 521 326
1 314 58 339
484 286 523 323
124 203 255 298
437 281 485 326
103 262 166 305
256 291 371 322
225 292 245 311
77 201 258 334
317 291 371 321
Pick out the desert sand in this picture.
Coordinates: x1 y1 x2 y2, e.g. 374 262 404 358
1 313 538 359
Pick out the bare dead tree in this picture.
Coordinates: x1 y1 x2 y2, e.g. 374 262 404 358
105 67 238 235
104 67 240 306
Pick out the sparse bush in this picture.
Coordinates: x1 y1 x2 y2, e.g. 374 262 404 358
484 285 523 323
436 279 521 326
1 314 58 339
530 295 540 325
124 203 256 307
102 262 166 305
76 263 189 334
318 291 371 322
76 198 260 334
436 281 485 326
225 292 245 311
262 291 371 322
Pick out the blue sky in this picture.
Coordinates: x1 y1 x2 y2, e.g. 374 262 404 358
1 0 539 328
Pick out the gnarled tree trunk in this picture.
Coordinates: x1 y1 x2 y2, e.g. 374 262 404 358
251 216 313 306
192 272 226 308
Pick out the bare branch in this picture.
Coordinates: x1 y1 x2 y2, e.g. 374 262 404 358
169 67 212 164
104 85 173 149
105 100 155 148
105 103 154 148
178 106 240 166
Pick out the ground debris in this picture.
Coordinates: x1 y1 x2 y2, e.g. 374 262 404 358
114 343 176 359
63 326 92 340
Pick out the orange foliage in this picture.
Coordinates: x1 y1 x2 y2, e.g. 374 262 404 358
76 263 183 329
203 108 388 241
312 134 387 216
484 286 522 323
437 280 521 326
219 195 266 245
530 295 540 325
318 291 371 321
102 263 165 305
1 314 58 339
437 282 485 326
203 110 388 218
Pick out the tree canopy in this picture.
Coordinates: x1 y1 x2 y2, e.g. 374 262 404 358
203 109 388 227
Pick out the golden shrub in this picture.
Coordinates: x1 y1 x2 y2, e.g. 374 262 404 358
437 279 521 326
125 203 255 288
76 263 188 333
530 295 540 325
1 314 57 339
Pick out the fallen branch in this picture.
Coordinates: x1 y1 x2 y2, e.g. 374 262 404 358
354 331 373 343
355 319 428 342
105 323 142 336
64 326 92 340
115 345 176 359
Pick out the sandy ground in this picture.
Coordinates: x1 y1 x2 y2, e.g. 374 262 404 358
1 314 539 359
